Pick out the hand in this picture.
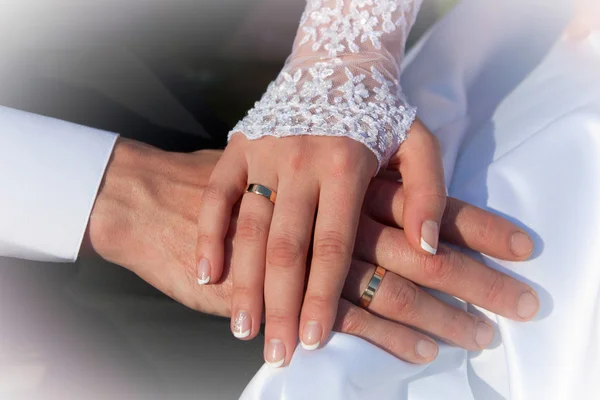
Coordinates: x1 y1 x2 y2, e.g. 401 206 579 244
194 118 446 366
88 139 537 365
347 176 538 361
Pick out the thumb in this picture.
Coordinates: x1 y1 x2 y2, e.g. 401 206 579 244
390 119 446 255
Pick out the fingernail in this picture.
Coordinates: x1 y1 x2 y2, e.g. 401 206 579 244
265 339 286 368
233 310 251 339
416 339 438 359
300 320 322 350
517 291 540 320
197 258 210 285
474 321 494 348
421 220 439 255
510 232 534 258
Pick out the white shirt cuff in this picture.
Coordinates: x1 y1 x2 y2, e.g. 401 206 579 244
0 106 118 262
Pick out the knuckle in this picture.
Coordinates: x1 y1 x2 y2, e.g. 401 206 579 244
421 246 465 286
286 146 306 172
328 146 354 176
304 294 334 314
472 214 497 247
265 308 296 326
409 191 447 204
232 285 255 301
339 306 368 335
485 273 506 306
197 232 218 248
385 280 419 319
267 234 304 269
313 232 350 263
423 253 450 284
236 213 267 242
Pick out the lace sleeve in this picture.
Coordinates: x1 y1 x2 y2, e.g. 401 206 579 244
229 0 422 171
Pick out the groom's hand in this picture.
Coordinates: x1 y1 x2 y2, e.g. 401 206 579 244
86 138 232 316
86 138 538 362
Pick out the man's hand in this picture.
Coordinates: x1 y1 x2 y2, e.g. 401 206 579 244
87 139 538 363
87 139 231 316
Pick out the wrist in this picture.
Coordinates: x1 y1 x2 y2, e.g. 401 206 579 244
83 140 232 316
84 138 155 261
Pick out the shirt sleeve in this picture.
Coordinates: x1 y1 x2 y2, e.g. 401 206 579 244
0 106 118 262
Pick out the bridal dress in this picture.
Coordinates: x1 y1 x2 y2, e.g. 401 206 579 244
241 0 600 399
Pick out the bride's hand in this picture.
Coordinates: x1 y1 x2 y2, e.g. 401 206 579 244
194 117 446 367
193 0 439 366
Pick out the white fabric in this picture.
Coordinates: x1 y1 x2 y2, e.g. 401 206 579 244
230 0 421 171
0 106 118 262
241 1 600 399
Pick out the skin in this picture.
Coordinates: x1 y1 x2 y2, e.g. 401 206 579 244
87 139 538 364
195 119 448 366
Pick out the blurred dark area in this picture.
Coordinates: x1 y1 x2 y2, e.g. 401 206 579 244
0 0 455 153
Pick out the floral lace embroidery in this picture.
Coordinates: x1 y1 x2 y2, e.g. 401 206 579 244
229 0 421 171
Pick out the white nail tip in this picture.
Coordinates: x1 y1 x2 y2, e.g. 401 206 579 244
300 341 320 351
266 359 285 368
197 276 210 285
234 329 251 339
420 238 437 255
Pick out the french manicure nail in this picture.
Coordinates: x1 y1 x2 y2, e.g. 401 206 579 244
233 310 251 339
301 320 322 350
517 291 540 320
474 321 494 348
510 232 534 258
197 258 210 285
265 339 286 368
416 339 438 359
421 220 439 255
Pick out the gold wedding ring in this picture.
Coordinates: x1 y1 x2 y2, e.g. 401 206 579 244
246 183 277 204
359 266 386 309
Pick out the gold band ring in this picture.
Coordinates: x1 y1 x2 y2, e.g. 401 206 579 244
359 266 386 309
246 183 277 204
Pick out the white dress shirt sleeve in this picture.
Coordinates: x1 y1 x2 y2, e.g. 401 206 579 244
0 106 118 262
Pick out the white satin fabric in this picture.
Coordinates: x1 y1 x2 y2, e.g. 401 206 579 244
241 1 600 399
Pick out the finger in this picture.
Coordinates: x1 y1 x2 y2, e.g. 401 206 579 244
196 145 247 285
355 218 540 321
343 260 494 350
300 178 366 354
230 174 277 341
334 299 438 364
365 179 534 260
263 180 318 367
393 119 446 255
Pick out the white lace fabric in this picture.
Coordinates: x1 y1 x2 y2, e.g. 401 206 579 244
229 0 422 171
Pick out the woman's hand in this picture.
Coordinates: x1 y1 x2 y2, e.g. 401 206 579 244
195 117 446 367
193 0 445 367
